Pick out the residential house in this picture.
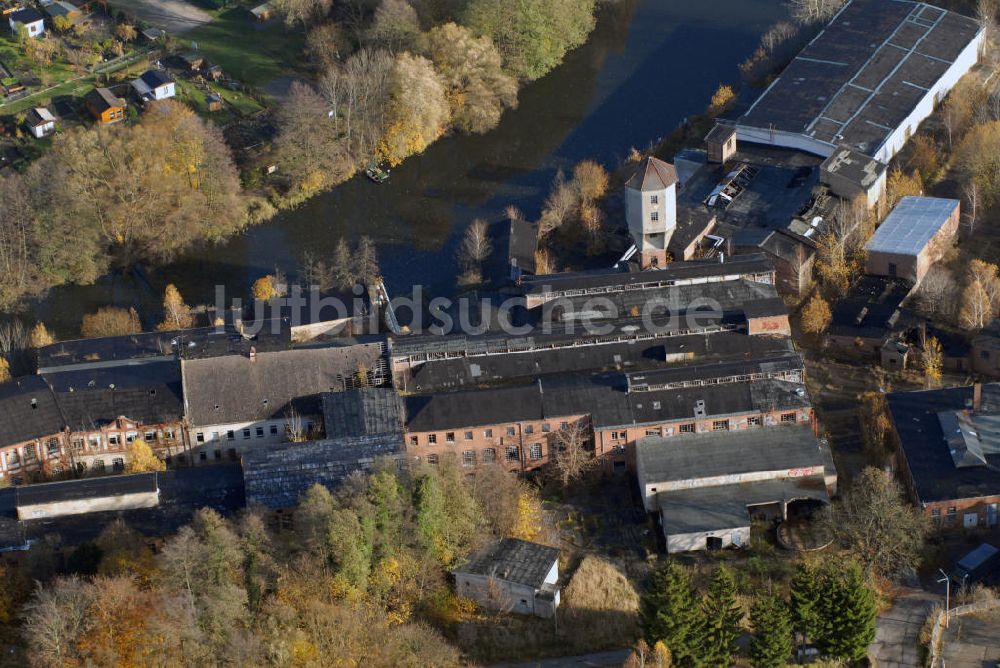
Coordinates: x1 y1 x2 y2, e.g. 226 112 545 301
864 197 959 285
131 69 176 102
453 538 560 618
85 87 125 124
636 425 836 552
8 7 44 37
888 383 1000 530
25 106 55 138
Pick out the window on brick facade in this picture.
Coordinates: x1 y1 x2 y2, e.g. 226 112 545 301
560 422 569 430
7 451 19 466
483 448 497 463
72 439 84 452
646 430 659 436
931 508 941 519
525 425 533 434
88 436 100 449
409 436 418 446
529 443 543 460
781 413 796 423
712 420 729 431
427 454 439 465
446 432 455 443
747 416 762 426
679 423 695 433
464 431 473 440
109 434 120 445
505 446 519 463
484 429 493 438
145 431 156 441
47 441 60 456
93 459 105 472
947 507 957 522
542 423 551 433
462 450 476 466
428 434 437 444
506 427 516 437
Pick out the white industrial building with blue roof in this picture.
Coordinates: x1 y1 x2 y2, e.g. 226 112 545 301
865 196 960 284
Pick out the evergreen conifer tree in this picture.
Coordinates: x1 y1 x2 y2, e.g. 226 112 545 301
818 561 877 661
749 592 794 668
642 560 699 665
790 560 823 641
698 566 742 666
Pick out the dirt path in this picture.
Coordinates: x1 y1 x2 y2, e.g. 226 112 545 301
107 0 211 34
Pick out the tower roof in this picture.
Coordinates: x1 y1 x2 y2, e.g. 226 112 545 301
626 156 678 192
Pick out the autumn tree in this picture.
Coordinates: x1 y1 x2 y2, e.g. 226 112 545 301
0 358 10 383
378 53 450 165
907 134 939 185
115 23 136 44
274 81 345 197
0 173 38 308
708 84 735 115
305 22 345 71
333 237 356 289
273 0 332 27
801 294 832 335
538 169 576 236
30 322 55 348
81 307 141 339
886 167 923 208
158 284 194 331
960 260 1000 330
957 120 1000 206
463 0 597 80
125 439 165 474
354 236 380 286
823 467 927 580
425 22 518 134
252 275 278 301
573 160 609 203
319 48 393 163
920 332 943 386
368 0 421 53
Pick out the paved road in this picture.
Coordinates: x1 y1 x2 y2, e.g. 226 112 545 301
941 609 1000 668
106 0 212 34
489 649 631 668
870 588 938 668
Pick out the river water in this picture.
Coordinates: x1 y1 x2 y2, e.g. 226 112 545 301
30 0 789 336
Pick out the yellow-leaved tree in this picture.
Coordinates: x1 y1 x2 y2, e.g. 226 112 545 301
0 358 10 383
125 439 165 474
801 294 832 335
252 275 277 301
157 284 194 331
30 322 55 348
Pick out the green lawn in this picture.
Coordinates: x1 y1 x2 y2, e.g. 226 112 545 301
183 8 305 88
174 77 264 124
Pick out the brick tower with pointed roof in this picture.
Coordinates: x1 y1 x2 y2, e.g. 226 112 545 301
625 156 678 268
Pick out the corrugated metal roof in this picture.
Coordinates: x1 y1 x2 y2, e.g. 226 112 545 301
866 196 958 256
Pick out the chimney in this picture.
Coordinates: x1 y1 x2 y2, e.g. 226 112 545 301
973 382 982 412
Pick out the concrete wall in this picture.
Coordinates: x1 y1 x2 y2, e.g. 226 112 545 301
454 569 559 618
874 32 983 164
17 490 159 520
190 418 319 461
822 167 886 209
665 525 750 553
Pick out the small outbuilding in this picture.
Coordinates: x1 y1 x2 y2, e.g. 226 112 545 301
131 69 176 102
249 1 273 21
820 146 887 208
25 107 56 138
865 196 959 284
8 7 45 37
452 538 560 618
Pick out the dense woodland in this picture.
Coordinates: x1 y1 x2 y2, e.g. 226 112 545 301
0 0 600 311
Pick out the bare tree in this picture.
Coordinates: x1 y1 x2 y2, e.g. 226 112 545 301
354 236 380 287
550 421 595 487
789 0 846 24
458 219 492 272
965 179 981 234
915 265 959 323
319 49 393 163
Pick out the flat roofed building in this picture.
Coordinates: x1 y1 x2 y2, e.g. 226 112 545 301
736 0 982 162
865 196 959 284
15 473 159 521
888 383 1000 529
453 538 560 618
636 425 836 552
820 146 888 207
